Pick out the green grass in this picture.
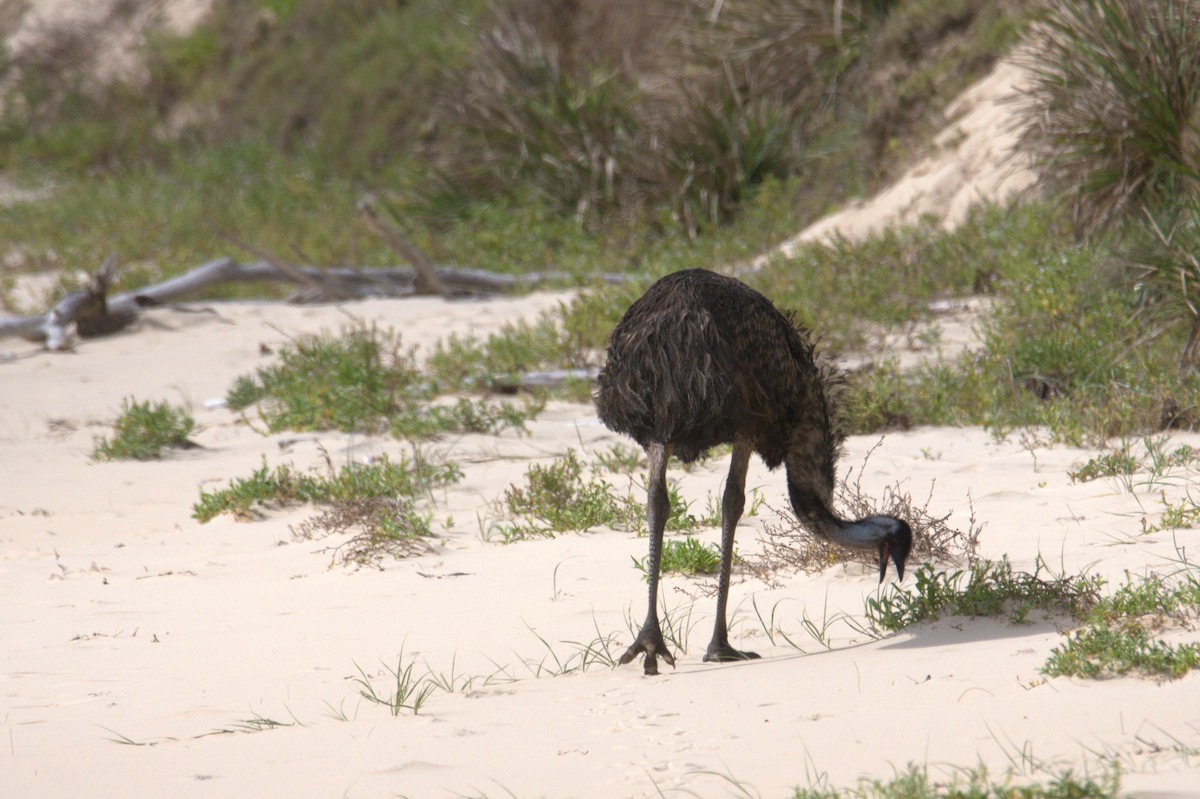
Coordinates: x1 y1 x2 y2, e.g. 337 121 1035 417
495 448 732 543
352 651 437 717
1143 492 1200 534
1043 573 1200 680
865 556 1200 683
0 143 385 280
91 397 197 461
1068 447 1140 486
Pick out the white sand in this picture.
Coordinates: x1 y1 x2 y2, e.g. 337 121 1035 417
3 293 1200 798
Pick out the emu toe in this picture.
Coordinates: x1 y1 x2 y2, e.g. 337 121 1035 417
619 623 675 676
703 640 761 664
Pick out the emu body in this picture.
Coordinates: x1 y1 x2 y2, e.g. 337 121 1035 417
595 269 912 674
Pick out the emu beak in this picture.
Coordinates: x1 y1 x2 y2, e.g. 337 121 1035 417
878 542 889 583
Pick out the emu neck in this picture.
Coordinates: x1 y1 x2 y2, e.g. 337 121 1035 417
785 471 881 551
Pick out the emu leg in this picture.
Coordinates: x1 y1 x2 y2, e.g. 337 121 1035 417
619 442 675 676
704 440 760 663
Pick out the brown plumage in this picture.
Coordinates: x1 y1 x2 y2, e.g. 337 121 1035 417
596 269 912 674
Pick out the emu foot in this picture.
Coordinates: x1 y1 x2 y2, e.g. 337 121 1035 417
618 622 676 676
703 639 761 664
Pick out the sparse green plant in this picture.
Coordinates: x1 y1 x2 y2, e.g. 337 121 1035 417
1142 490 1200 534
590 442 646 475
624 593 699 658
1068 445 1139 486
91 397 197 461
233 324 425 435
632 536 722 581
499 450 621 541
228 325 546 438
224 373 267 411
199 711 298 738
791 761 1120 799
520 620 622 677
352 652 437 716
1069 436 1199 490
1044 573 1200 680
865 558 1102 633
193 450 460 529
698 487 767 526
615 480 702 536
425 316 590 393
391 396 544 439
292 497 436 566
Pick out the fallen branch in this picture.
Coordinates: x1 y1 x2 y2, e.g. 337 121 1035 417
358 196 447 297
2 255 638 349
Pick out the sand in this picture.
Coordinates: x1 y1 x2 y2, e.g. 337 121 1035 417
3 290 1200 798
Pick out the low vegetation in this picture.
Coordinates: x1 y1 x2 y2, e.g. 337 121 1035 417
791 763 1120 799
633 536 723 581
497 448 739 543
193 450 460 564
865 558 1102 633
227 324 542 439
861 552 1200 683
91 397 197 461
1044 572 1200 680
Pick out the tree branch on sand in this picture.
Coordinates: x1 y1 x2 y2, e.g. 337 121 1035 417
1 254 626 352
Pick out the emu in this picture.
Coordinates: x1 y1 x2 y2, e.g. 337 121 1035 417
595 269 912 675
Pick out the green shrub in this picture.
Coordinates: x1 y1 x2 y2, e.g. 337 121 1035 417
193 451 461 523
92 398 197 461
499 450 621 541
1044 574 1200 680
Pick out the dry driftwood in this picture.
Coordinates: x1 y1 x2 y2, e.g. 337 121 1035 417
1 254 631 350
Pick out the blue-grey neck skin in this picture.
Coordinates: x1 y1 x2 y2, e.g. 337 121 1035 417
786 470 896 549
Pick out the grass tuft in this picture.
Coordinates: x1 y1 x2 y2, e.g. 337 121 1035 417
633 536 723 581
228 324 543 438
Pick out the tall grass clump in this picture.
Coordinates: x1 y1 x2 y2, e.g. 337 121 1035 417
1019 0 1200 237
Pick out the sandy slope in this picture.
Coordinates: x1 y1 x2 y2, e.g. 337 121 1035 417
3 292 1200 799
